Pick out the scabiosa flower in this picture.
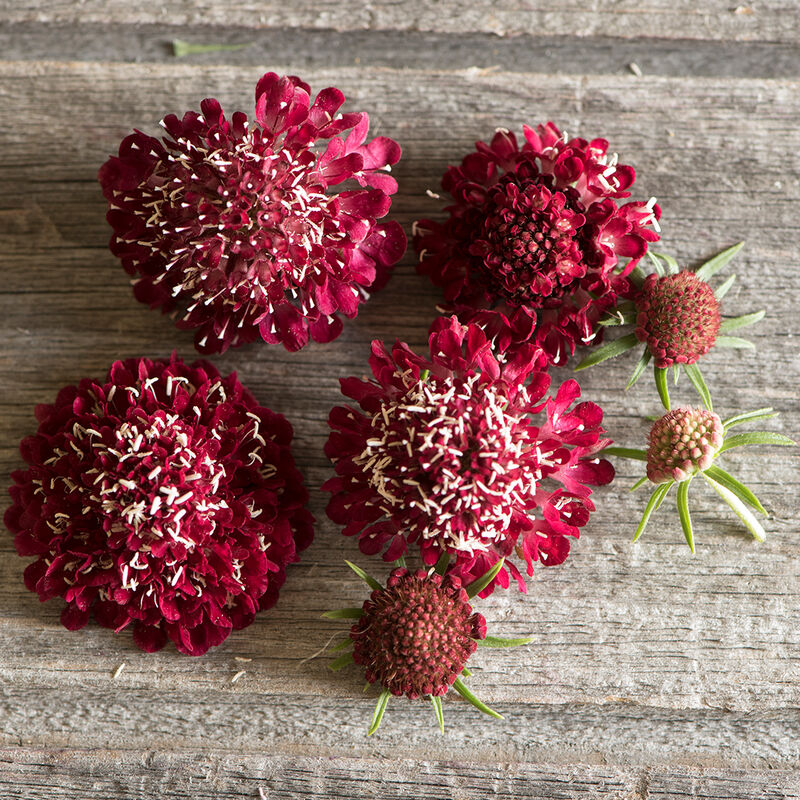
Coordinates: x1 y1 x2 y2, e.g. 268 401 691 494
323 316 614 596
576 243 764 408
604 405 794 551
324 560 531 734
99 72 406 354
414 122 661 366
4 356 313 655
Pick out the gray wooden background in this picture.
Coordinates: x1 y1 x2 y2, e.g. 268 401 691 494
1 2 799 798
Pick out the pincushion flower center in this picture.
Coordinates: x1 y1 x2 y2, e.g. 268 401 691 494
147 128 342 313
469 177 586 306
353 373 540 554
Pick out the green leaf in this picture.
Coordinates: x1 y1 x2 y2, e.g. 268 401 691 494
634 481 673 542
684 363 712 411
630 475 650 492
430 695 445 734
719 310 765 333
628 263 649 287
715 335 756 350
672 363 681 386
574 333 639 371
477 635 534 648
695 241 744 282
602 446 648 461
647 251 666 277
714 273 736 300
703 474 766 541
419 369 430 383
723 407 777 429
677 480 695 553
452 677 503 720
344 560 383 592
626 349 652 390
704 465 767 516
599 310 637 327
322 608 363 620
652 251 680 274
329 638 353 653
329 652 355 672
654 365 670 410
172 39 253 57
394 556 407 569
433 551 451 575
461 667 473 678
465 558 505 599
719 431 796 453
368 690 391 736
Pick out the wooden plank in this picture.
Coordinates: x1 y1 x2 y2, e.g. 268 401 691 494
3 0 796 43
0 59 799 794
1 748 799 799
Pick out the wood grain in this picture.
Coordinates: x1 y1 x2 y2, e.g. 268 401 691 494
7 0 797 44
0 53 798 799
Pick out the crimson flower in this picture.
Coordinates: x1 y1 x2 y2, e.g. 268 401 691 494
324 316 614 596
99 72 406 354
325 560 532 734
5 356 313 655
414 122 660 366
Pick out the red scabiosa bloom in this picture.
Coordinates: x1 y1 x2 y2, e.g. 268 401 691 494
99 73 406 354
324 316 614 596
414 123 661 366
5 356 313 655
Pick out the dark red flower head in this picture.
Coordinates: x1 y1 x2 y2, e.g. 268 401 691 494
635 271 721 368
414 123 660 366
324 315 614 596
5 356 313 655
350 568 486 699
99 73 406 354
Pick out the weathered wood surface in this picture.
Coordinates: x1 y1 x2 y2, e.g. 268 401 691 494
7 0 798 43
1 11 799 800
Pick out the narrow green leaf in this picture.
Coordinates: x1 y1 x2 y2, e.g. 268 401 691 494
329 638 353 653
723 407 777 429
654 365 670 410
574 333 639 371
677 480 695 553
719 431 796 453
703 474 766 541
684 363 712 411
695 241 744 282
652 251 680 274
329 652 355 672
452 677 503 720
704 465 767 516
647 251 666 277
627 263 649 287
714 273 736 300
630 475 650 492
430 695 445 734
433 551 451 576
322 608 363 620
394 556 407 569
719 310 765 333
672 363 681 386
633 481 673 542
626 349 652 390
461 667 473 678
344 560 383 592
368 690 391 736
599 310 637 327
172 39 252 57
715 335 756 350
465 558 505 598
477 635 534 648
602 446 648 461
